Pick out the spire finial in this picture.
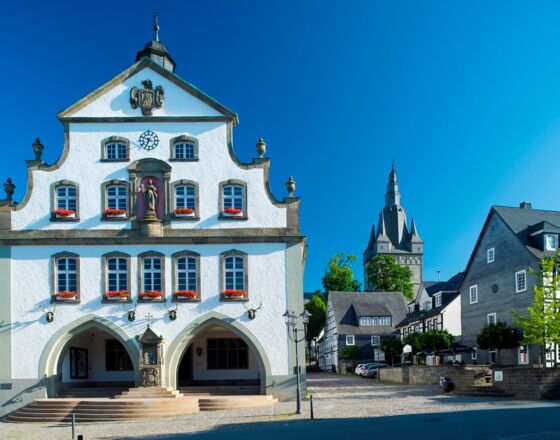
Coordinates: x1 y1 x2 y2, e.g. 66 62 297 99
153 7 160 42
392 158 396 170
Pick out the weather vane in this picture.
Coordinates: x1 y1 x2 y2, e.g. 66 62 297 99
154 7 160 42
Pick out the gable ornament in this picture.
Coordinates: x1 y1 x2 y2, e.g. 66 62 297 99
130 80 165 116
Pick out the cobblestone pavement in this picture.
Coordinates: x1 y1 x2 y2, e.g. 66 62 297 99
1 373 559 440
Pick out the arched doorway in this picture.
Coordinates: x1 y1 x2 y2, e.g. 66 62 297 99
39 315 139 397
166 312 272 395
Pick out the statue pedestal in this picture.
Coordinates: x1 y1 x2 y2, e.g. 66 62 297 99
140 216 163 238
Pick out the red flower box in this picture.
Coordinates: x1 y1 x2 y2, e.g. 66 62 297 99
56 290 78 299
140 290 164 299
223 207 242 216
54 208 75 218
224 289 246 297
106 290 128 299
175 208 194 215
175 290 198 299
105 208 127 217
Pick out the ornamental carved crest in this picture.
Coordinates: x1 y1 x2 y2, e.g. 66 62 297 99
130 80 164 116
140 367 160 387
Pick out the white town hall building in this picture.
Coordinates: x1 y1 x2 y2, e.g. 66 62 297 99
0 25 305 416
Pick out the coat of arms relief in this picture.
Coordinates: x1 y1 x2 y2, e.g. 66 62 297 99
130 79 165 116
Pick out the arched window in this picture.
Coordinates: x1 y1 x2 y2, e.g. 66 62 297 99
172 251 201 301
170 135 198 161
220 251 248 300
138 252 165 301
52 252 80 302
219 180 247 220
51 180 79 221
171 180 199 219
102 252 131 301
102 180 129 219
101 136 130 161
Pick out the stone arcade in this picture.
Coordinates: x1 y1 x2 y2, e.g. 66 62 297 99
0 24 305 417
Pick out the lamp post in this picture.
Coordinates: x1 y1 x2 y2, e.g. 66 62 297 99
283 309 311 415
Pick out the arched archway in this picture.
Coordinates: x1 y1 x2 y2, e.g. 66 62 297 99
39 315 139 397
166 312 272 395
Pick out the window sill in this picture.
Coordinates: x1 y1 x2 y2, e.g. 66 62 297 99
169 158 199 162
173 297 202 303
220 296 249 302
218 215 248 221
100 158 130 163
101 216 130 222
138 297 166 303
102 298 133 304
51 217 80 222
51 297 81 304
172 215 200 221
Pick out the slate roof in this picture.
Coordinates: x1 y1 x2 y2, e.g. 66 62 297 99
329 291 407 335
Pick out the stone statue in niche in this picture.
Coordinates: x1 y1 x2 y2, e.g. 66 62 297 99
138 178 159 220
143 344 158 365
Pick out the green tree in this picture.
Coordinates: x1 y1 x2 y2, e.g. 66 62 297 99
340 346 361 361
304 291 327 343
418 330 454 357
512 254 560 366
322 253 361 294
380 337 403 365
366 255 414 300
403 332 422 353
477 321 521 365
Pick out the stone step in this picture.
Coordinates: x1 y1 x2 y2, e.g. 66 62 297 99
454 386 514 397
179 386 260 395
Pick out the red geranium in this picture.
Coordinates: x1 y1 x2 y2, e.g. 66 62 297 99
56 291 78 299
106 290 128 298
54 208 75 217
224 207 242 215
105 208 127 216
175 208 194 215
140 290 164 299
175 290 197 298
224 289 246 297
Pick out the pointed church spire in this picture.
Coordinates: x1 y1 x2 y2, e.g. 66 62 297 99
385 163 401 207
376 211 390 242
136 8 177 72
409 218 423 242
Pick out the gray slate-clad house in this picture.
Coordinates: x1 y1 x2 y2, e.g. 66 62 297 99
317 292 407 371
397 272 464 341
460 202 560 366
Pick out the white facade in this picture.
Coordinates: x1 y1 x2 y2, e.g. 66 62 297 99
0 37 305 414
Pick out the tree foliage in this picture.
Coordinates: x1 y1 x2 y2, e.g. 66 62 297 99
304 291 327 342
366 255 414 300
512 253 560 365
340 346 361 360
477 321 521 365
322 253 361 294
380 337 403 365
403 330 454 356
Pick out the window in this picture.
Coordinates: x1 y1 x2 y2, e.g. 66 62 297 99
105 339 133 371
52 180 79 220
176 185 196 210
175 253 199 293
371 336 380 347
345 335 355 346
219 180 247 219
434 293 442 308
487 313 497 325
489 350 497 364
106 185 127 210
516 270 527 293
359 316 391 326
421 301 432 311
518 345 529 365
56 186 77 212
101 136 129 161
207 338 249 370
106 142 127 160
545 234 558 251
221 251 248 299
487 247 495 263
138 252 165 299
360 317 372 326
170 135 198 161
52 252 80 301
469 285 478 304
471 347 478 361
107 257 128 291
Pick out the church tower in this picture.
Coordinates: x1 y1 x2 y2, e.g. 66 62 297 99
363 165 424 294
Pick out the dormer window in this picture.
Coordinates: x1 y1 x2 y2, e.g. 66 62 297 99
170 135 198 161
101 136 130 161
545 234 558 251
359 316 391 326
434 293 442 307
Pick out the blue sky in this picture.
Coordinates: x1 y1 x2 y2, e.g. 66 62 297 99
3 1 560 292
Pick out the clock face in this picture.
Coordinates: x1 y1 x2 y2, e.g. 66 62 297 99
139 130 159 151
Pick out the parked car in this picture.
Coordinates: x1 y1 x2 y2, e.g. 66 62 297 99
354 363 376 376
360 363 389 378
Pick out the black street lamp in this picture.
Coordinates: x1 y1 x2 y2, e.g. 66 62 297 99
283 309 311 415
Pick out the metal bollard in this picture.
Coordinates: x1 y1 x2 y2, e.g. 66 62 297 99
71 413 76 439
310 394 314 420
77 436 83 440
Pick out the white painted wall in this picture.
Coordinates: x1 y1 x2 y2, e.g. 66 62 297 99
443 295 461 337
10 243 290 379
188 327 260 381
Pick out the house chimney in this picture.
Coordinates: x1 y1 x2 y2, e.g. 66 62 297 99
519 201 532 209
